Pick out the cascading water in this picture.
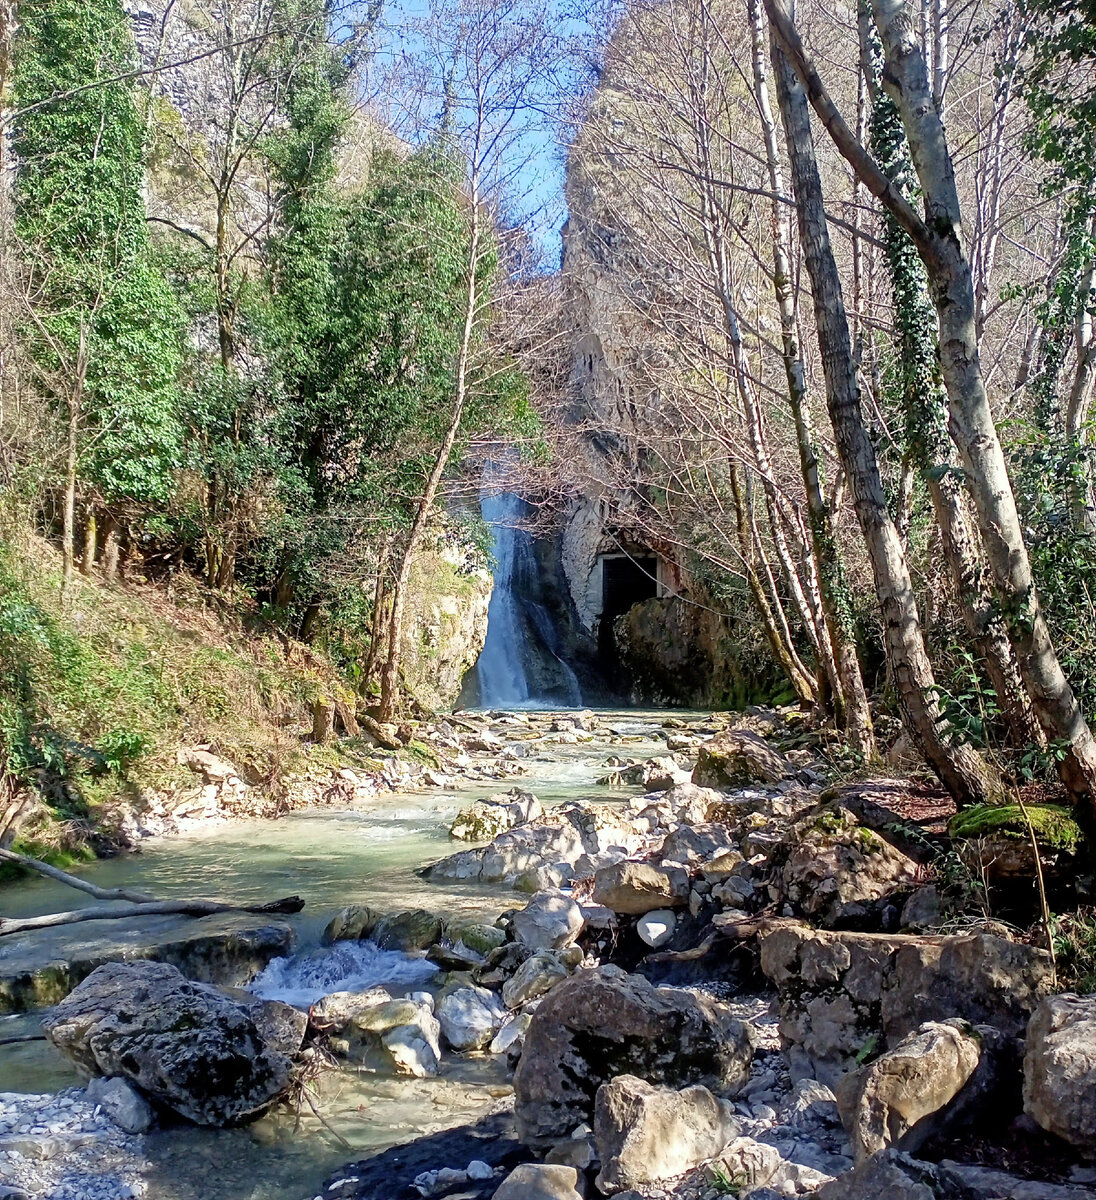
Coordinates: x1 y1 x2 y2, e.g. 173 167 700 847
476 484 582 708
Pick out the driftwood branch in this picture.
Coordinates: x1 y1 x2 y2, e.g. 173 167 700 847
0 846 304 937
0 846 157 903
0 895 305 937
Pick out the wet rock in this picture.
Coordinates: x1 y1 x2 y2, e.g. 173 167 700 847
450 791 545 841
491 1163 585 1199
436 983 507 1051
512 892 584 951
322 906 380 944
760 924 1052 1085
636 910 676 949
0 912 295 1014
835 1020 985 1162
1024 993 1096 1156
514 967 754 1149
382 1012 443 1077
779 806 922 928
85 1076 153 1134
591 862 689 915
446 919 508 959
594 1074 739 1194
692 730 790 788
372 909 445 953
502 952 570 1009
311 986 393 1031
42 961 302 1126
422 803 646 890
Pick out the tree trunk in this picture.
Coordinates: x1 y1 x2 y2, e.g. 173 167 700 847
764 0 1096 813
868 0 1096 810
860 11 1043 749
750 0 876 757
101 513 120 584
729 463 818 706
61 390 77 605
82 505 98 575
770 29 994 804
377 188 484 724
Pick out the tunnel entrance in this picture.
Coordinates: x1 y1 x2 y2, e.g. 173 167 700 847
600 553 659 623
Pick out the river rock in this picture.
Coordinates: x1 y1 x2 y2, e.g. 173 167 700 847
372 909 444 952
85 1076 153 1134
325 994 442 1075
491 1010 533 1055
813 1150 961 1200
503 952 569 1009
0 911 295 1014
659 823 737 866
779 806 921 927
512 892 584 950
834 1020 985 1162
1024 993 1096 1156
322 905 379 944
592 862 689 915
712 1137 783 1192
422 803 647 890
619 757 692 791
692 729 790 788
491 1164 585 1200
760 924 1052 1085
42 961 302 1125
311 986 392 1030
513 967 754 1148
450 791 545 841
437 983 507 1051
382 1010 443 1077
594 1075 740 1194
636 910 676 949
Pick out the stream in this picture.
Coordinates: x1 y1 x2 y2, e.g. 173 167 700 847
0 711 679 1200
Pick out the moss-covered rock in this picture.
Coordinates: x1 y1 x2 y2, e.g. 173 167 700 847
949 804 1082 855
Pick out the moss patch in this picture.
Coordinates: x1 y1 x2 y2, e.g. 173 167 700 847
949 803 1083 854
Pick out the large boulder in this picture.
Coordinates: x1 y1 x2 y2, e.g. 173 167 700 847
512 892 584 951
450 791 544 841
692 730 790 788
594 1074 739 1194
513 967 754 1149
42 960 304 1125
422 803 648 890
760 924 1052 1085
591 862 690 915
779 807 922 927
1024 993 1096 1157
834 1021 986 1162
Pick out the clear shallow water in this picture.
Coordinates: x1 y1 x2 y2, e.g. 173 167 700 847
0 711 687 1200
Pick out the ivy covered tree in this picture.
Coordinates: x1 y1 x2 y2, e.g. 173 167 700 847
12 0 184 592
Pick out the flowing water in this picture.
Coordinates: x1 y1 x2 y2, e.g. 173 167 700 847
0 713 675 1200
476 487 583 709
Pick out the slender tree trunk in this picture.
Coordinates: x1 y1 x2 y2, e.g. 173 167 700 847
750 0 876 756
765 0 1096 813
770 29 994 804
377 189 484 723
61 392 77 605
82 505 97 575
860 12 1043 749
868 0 1096 810
729 463 817 705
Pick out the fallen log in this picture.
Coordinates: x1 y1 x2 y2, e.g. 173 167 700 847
0 846 156 904
0 895 306 937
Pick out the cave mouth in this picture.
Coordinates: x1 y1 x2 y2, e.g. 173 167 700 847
599 553 659 624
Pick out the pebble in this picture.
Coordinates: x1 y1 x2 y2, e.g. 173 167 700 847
0 1090 148 1200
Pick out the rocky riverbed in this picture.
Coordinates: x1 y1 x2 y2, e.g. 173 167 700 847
2 707 1096 1200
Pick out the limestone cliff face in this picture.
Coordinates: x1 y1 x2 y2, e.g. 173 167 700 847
400 532 492 713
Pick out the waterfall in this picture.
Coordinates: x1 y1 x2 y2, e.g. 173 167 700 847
477 484 582 709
